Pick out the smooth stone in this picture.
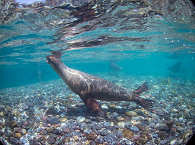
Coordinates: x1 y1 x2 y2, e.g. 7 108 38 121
156 123 169 132
129 126 139 132
9 137 20 144
83 128 92 134
170 139 177 145
29 139 42 145
40 129 47 135
46 107 59 115
100 129 110 136
119 138 134 145
0 112 4 116
76 116 85 123
110 122 114 126
160 140 169 144
115 130 123 138
101 104 108 109
47 135 56 144
115 105 122 109
131 116 144 121
60 117 67 122
73 136 79 141
103 135 115 144
86 132 97 140
122 129 134 139
10 120 17 128
178 117 184 122
109 104 116 108
14 128 26 135
112 112 119 118
95 135 104 144
117 122 125 128
15 132 22 138
125 111 137 117
47 116 60 125
103 122 110 127
117 116 125 121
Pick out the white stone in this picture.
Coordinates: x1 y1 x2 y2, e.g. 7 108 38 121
117 121 125 128
101 104 108 109
76 116 85 123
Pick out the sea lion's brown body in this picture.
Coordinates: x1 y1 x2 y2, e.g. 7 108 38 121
47 53 151 114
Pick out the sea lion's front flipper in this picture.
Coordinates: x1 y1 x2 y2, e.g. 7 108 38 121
132 82 148 97
80 97 105 116
132 82 154 109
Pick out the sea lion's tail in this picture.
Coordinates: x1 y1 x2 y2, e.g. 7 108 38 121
132 82 154 109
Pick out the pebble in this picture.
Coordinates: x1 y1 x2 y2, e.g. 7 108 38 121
76 116 85 123
0 112 4 116
86 132 97 140
15 132 22 138
46 116 60 125
103 121 111 127
47 135 56 144
0 77 194 145
119 138 134 145
103 135 115 144
14 128 26 135
117 116 125 121
123 129 134 139
128 126 140 132
95 135 104 144
101 104 109 109
131 116 144 121
10 120 17 128
112 112 119 118
125 111 137 117
157 123 170 132
109 104 116 108
117 122 125 128
46 107 59 115
40 129 47 135
83 128 92 134
60 117 67 122
9 137 20 144
170 139 177 145
115 130 123 138
100 129 110 136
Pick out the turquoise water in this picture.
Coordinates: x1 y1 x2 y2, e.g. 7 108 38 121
0 2 195 145
0 16 195 89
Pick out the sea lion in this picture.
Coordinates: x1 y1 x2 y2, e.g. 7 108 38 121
46 52 153 115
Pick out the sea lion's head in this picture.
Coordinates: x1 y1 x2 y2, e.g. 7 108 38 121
46 51 62 65
46 55 61 65
46 53 64 75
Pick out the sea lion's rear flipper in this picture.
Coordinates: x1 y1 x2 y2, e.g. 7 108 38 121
80 97 105 116
132 82 154 109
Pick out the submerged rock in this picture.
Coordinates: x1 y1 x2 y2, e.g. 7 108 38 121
122 129 134 139
76 116 85 123
125 111 137 117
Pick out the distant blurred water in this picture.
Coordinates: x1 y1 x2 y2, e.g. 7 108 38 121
0 2 195 89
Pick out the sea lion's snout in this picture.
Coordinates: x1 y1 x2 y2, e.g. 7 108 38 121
46 55 60 64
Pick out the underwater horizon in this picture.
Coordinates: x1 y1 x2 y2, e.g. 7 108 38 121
0 0 195 145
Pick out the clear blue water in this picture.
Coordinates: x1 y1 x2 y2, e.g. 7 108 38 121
0 13 195 89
